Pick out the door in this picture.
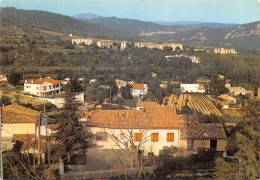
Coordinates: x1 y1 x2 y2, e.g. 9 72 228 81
210 140 217 150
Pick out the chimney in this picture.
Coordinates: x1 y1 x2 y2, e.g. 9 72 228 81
143 108 146 118
121 112 125 121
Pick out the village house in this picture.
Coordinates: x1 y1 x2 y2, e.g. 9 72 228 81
179 115 226 157
151 72 157 78
89 79 97 84
1 104 40 151
72 38 93 45
120 41 128 50
180 84 205 93
159 84 168 89
228 87 246 96
0 74 7 82
79 107 181 156
214 47 236 54
218 94 236 104
62 77 71 85
24 77 62 97
131 83 148 100
97 40 113 49
115 79 134 89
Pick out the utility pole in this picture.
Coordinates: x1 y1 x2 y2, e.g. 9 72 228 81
37 112 41 165
0 108 3 179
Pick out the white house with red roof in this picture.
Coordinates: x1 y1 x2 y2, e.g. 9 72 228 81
131 83 148 99
24 77 62 97
79 107 180 156
180 84 205 93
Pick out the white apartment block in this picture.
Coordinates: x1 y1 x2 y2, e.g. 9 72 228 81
135 42 183 51
97 40 114 49
214 48 236 54
72 38 93 45
24 77 62 97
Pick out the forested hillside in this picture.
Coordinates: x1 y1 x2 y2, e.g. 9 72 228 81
0 7 138 41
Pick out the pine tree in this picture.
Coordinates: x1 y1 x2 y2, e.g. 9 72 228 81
53 83 93 162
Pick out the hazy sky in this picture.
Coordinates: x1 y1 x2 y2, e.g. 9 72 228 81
1 0 260 24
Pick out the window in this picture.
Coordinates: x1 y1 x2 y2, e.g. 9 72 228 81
151 133 159 141
187 139 194 150
210 140 217 150
96 132 107 141
167 133 174 141
43 86 47 91
134 133 142 141
36 87 39 90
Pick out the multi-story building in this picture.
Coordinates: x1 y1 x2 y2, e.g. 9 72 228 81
131 83 148 99
228 87 246 96
97 40 113 49
135 42 183 51
72 38 93 45
24 77 62 97
79 107 181 156
214 48 236 54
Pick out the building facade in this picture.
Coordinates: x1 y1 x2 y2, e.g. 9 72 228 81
180 84 205 93
131 83 148 99
72 38 93 45
24 77 62 97
214 48 236 54
97 40 114 49
135 42 183 51
80 107 181 156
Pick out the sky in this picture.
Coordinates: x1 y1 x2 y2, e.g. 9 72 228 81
1 0 260 24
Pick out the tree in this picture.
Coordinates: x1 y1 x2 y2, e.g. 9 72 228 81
216 100 260 180
53 83 93 162
0 95 12 107
8 71 22 86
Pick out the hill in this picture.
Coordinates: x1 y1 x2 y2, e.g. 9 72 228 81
85 17 187 35
152 21 238 29
73 13 101 20
0 7 138 41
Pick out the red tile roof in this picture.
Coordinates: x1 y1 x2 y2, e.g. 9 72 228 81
131 84 145 90
1 104 39 123
11 134 46 151
25 77 62 85
83 107 180 129
179 115 226 139
136 101 159 107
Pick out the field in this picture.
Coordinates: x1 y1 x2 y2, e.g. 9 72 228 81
176 94 223 116
221 109 243 117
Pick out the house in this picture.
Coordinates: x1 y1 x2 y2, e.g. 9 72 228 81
72 38 93 45
97 40 113 49
218 101 229 109
229 87 246 96
24 77 62 97
131 83 148 100
0 74 7 82
214 48 236 54
1 104 40 151
151 72 157 78
180 84 205 93
159 84 168 89
218 94 236 104
115 79 134 89
62 77 71 85
179 115 226 157
120 41 128 50
89 79 97 84
80 107 181 156
218 74 225 80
